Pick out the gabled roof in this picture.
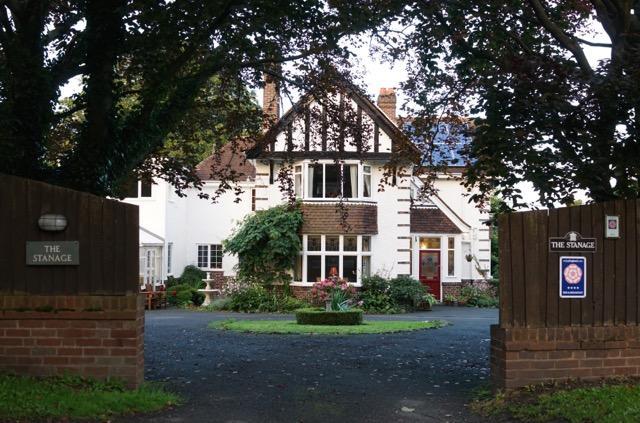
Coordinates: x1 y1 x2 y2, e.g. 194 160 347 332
246 81 420 160
410 206 462 234
195 140 256 182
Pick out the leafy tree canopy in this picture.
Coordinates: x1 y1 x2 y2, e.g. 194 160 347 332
0 0 398 197
381 1 640 207
223 203 303 286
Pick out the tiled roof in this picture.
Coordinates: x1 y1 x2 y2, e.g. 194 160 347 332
403 121 472 167
195 141 256 181
301 203 378 234
410 207 461 234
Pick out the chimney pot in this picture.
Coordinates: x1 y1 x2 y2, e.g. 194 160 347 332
263 74 280 126
377 87 397 120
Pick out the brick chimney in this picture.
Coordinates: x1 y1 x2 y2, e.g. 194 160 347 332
377 88 396 120
263 74 280 125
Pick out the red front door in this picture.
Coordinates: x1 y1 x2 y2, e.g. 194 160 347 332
419 250 441 300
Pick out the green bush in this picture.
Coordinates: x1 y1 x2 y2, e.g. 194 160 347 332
179 265 206 289
459 285 498 308
226 283 309 312
167 283 204 307
361 275 389 293
358 290 402 314
389 276 426 310
295 308 363 325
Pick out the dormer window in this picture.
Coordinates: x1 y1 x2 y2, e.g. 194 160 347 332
307 163 358 199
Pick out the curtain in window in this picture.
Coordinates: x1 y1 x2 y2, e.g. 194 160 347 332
307 165 314 197
349 165 358 198
363 171 371 197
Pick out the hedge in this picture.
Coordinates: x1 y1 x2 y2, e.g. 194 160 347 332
295 308 363 326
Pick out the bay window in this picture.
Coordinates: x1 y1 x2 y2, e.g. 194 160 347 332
298 234 372 284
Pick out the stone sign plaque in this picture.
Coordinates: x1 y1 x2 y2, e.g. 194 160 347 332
549 231 596 253
26 241 79 265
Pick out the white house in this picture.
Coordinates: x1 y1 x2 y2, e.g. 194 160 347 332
123 79 491 300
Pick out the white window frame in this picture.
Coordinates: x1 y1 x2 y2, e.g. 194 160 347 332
196 243 223 270
295 234 372 286
304 160 372 201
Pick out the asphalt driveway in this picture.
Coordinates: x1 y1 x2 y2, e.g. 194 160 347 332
119 306 498 423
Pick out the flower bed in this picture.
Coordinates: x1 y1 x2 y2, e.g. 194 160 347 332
295 308 363 325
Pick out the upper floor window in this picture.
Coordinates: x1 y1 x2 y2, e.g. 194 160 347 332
307 163 359 199
125 179 153 198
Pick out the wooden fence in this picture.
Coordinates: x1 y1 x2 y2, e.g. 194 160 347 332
0 174 139 295
499 199 640 328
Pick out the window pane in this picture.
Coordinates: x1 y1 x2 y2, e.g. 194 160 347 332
362 236 371 252
344 236 357 251
419 237 441 249
363 165 371 173
325 255 339 278
294 165 302 173
326 236 339 251
362 256 371 278
124 180 138 198
448 237 455 249
363 173 371 197
342 164 357 198
343 256 357 282
307 236 321 251
325 164 340 198
167 243 173 274
309 164 323 198
307 256 321 282
294 173 302 198
448 250 455 276
197 245 208 268
294 255 302 281
140 179 152 197
210 244 223 269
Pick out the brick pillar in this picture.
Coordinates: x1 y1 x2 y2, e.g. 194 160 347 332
377 87 396 120
0 294 144 388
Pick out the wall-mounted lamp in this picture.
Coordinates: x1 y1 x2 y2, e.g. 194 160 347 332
38 214 67 232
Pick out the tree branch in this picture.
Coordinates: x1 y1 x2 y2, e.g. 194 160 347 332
527 0 594 74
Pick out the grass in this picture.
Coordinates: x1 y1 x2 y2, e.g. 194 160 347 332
209 318 447 334
471 379 640 423
0 374 180 421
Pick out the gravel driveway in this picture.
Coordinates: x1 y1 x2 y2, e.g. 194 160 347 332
118 306 498 423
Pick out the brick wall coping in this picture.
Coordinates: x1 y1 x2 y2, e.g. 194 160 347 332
0 311 140 320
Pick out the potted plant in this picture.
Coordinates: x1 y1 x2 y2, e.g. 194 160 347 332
421 292 437 311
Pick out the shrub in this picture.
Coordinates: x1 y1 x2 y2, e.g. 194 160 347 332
295 308 363 325
167 283 204 307
360 275 405 313
388 276 426 310
206 297 232 311
226 281 310 312
179 265 207 289
227 284 270 312
459 285 498 308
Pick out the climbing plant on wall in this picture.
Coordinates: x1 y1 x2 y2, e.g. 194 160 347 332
223 203 303 287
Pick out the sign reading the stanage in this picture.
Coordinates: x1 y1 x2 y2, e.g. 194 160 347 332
26 241 79 265
549 231 596 253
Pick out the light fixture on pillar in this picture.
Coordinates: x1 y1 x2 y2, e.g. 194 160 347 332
38 214 67 232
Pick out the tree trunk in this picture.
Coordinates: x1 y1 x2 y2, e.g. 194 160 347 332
0 3 52 179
